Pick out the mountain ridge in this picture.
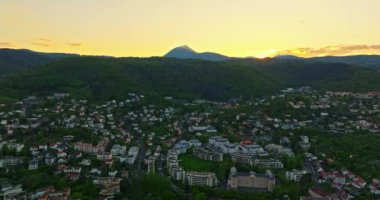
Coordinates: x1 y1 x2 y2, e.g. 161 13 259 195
0 48 79 75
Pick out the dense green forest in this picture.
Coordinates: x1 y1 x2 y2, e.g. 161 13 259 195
0 56 379 101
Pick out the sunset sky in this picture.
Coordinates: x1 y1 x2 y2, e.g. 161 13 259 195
1 0 380 58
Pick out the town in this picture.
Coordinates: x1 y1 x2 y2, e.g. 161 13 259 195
0 87 379 200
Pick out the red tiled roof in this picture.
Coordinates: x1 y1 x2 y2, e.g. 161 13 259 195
240 140 253 145
309 188 329 197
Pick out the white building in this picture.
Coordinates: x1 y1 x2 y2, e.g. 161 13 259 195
127 146 139 165
28 159 39 170
111 144 127 156
185 171 218 187
286 170 307 182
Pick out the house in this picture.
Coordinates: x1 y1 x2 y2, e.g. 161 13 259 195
352 177 367 189
97 153 113 161
66 173 80 181
80 159 91 166
299 136 310 150
369 183 380 195
31 186 55 199
144 156 156 173
45 155 56 166
90 168 102 175
189 125 209 132
0 157 23 168
28 159 39 170
0 183 24 199
286 170 307 182
108 171 118 177
93 177 121 197
111 144 127 156
188 139 202 147
121 170 129 178
126 146 139 165
74 138 109 154
63 167 81 174
308 188 330 199
332 173 346 185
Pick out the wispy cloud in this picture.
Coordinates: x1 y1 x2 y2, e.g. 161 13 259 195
0 42 14 47
37 38 51 42
31 37 51 47
32 42 49 47
66 42 83 47
275 44 380 57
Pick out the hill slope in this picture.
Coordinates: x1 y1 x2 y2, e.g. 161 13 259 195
0 57 277 100
251 59 380 91
0 48 78 75
309 55 380 69
274 54 380 69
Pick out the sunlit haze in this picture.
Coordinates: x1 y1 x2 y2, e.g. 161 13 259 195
1 0 380 57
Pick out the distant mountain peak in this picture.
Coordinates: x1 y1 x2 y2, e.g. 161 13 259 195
164 45 229 61
175 45 195 52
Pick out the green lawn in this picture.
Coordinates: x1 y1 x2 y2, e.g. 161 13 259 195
178 152 232 180
179 153 214 171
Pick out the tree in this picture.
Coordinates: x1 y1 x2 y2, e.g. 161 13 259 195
71 192 83 199
195 192 207 200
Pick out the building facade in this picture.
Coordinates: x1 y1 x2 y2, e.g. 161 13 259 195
193 147 223 162
227 167 275 192
185 171 218 187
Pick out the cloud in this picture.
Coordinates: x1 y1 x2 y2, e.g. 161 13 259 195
37 38 51 42
32 42 49 47
31 38 51 47
0 42 14 47
275 44 380 57
66 42 83 47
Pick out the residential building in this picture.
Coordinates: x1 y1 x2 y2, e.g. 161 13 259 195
188 139 202 147
93 177 121 197
0 184 25 200
28 159 39 170
286 170 307 182
185 171 218 187
0 157 23 168
97 153 113 161
209 136 230 148
251 159 284 169
145 156 156 173
231 152 253 165
110 144 127 156
193 147 223 162
299 136 311 150
169 166 186 181
127 146 139 165
74 138 109 154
